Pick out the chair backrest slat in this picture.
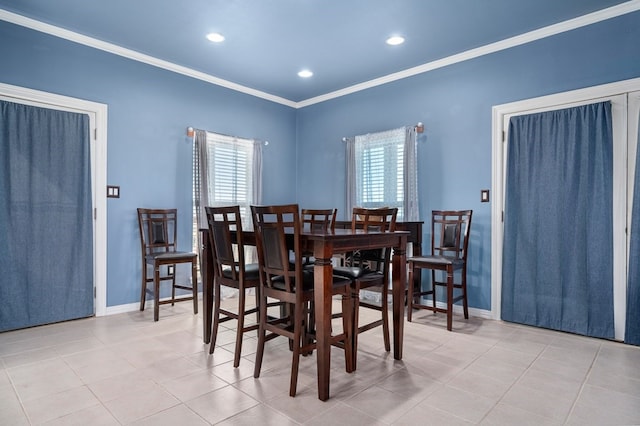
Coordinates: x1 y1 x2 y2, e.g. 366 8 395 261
351 207 397 232
349 207 398 271
431 210 473 259
251 204 302 294
205 205 246 282
301 208 337 232
137 208 179 256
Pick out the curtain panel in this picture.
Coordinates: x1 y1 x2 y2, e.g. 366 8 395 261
0 100 93 331
501 101 614 339
345 136 356 218
626 110 640 345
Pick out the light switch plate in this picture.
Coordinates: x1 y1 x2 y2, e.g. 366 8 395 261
481 189 490 202
107 185 120 198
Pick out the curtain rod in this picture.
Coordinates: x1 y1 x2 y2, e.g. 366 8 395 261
186 126 269 145
341 122 424 142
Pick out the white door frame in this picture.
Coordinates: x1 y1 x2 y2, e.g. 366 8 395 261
0 83 108 316
491 77 640 341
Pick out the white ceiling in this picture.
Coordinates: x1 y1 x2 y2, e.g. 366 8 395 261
0 0 634 106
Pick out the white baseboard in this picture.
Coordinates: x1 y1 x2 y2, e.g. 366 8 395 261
409 299 492 319
104 302 140 316
102 294 492 320
103 293 202 316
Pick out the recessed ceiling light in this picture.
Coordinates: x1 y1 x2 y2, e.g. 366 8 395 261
298 70 313 78
386 36 405 46
206 33 225 43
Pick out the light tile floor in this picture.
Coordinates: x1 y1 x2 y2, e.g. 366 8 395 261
1 298 640 425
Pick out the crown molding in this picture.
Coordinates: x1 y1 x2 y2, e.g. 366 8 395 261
0 9 297 108
2 1 639 109
297 0 640 107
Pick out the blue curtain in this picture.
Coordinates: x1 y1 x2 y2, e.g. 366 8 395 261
626 110 640 345
501 101 614 339
0 100 93 332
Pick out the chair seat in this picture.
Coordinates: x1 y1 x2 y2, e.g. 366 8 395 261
333 266 385 286
333 266 370 279
146 251 196 263
410 255 464 267
221 263 260 280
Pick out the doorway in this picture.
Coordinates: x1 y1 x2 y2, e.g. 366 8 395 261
0 83 107 328
492 77 640 341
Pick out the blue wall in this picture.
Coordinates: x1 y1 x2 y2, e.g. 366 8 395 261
295 11 640 310
0 21 297 307
1 11 639 311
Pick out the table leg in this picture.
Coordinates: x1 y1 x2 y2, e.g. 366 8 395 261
392 236 407 359
313 242 334 401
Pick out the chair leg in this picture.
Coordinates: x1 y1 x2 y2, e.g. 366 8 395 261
407 264 414 322
446 268 454 331
351 285 361 371
254 289 261 337
286 303 295 352
381 284 390 353
289 301 304 397
253 293 268 379
341 292 354 373
171 265 176 306
140 265 147 312
192 260 198 315
304 301 316 352
209 278 222 354
233 289 246 368
431 270 438 311
462 267 469 319
154 267 160 322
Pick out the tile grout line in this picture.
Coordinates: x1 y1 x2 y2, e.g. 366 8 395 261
561 342 602 425
475 330 552 424
4 359 34 425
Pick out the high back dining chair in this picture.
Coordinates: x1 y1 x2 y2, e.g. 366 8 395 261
205 205 261 367
333 207 397 369
407 210 472 331
137 208 198 321
251 204 353 397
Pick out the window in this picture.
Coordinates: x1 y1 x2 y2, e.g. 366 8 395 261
192 130 262 255
203 133 255 214
347 126 418 221
356 130 405 216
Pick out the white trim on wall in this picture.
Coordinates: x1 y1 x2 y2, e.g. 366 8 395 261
0 9 296 109
0 82 108 317
2 1 639 108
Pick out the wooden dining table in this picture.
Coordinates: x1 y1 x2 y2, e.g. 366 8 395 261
200 227 410 401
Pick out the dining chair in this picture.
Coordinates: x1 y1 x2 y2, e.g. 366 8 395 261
205 205 263 367
251 204 354 397
333 207 397 369
301 208 337 232
300 208 337 265
407 210 472 331
137 208 198 321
